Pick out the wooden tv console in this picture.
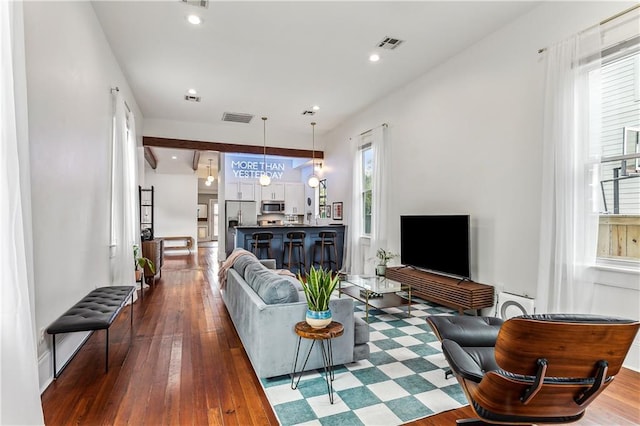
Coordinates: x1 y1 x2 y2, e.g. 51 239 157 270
385 267 494 315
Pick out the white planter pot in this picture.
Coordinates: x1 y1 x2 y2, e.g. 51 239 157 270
305 309 332 329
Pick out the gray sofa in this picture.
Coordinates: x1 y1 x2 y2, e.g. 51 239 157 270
221 253 369 378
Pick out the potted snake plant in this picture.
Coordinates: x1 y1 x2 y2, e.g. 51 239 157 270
298 266 340 329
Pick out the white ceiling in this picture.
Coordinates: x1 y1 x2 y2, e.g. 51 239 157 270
92 1 539 168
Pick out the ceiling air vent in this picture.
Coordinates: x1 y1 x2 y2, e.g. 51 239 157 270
222 112 254 124
301 110 316 116
184 94 201 102
377 36 404 50
180 0 209 8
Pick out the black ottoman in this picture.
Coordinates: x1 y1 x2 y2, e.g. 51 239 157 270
426 316 503 378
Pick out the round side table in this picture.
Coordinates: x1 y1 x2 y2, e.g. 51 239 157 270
290 321 344 404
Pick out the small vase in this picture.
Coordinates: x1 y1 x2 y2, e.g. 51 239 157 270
306 309 332 329
376 265 386 276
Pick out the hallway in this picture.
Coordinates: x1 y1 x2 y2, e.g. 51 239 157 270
41 244 278 425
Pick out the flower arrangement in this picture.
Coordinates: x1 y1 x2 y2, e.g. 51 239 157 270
376 248 397 266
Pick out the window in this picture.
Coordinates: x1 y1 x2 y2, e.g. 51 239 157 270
596 50 640 261
318 179 327 218
360 142 373 236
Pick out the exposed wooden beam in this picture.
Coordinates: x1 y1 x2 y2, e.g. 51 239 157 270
192 151 200 171
144 146 157 169
143 136 324 159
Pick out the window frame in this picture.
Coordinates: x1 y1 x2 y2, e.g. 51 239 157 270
594 43 640 267
360 141 373 237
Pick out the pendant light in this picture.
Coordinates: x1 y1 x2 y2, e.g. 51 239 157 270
204 160 213 186
307 122 319 188
259 116 271 186
206 159 214 183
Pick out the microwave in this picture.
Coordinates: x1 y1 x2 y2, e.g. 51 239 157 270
261 201 285 214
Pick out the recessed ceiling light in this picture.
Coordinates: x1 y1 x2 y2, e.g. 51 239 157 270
187 15 202 25
369 53 380 62
172 156 178 160
312 105 320 111
188 88 197 95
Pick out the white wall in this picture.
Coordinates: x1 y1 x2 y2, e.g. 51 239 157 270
23 1 144 390
323 1 639 369
144 163 198 246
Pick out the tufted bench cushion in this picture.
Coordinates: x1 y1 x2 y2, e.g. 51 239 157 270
46 286 136 378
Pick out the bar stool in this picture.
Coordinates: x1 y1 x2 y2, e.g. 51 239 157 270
251 232 274 260
282 231 306 275
312 231 339 272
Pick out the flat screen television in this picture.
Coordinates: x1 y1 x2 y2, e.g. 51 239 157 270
400 215 471 280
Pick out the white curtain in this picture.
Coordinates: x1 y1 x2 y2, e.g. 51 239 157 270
537 26 602 313
346 136 364 274
347 125 389 275
110 91 138 292
1 1 45 424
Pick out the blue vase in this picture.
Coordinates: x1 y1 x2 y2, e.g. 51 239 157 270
306 309 332 329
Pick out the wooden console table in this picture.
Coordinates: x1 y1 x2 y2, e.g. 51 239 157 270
386 267 494 315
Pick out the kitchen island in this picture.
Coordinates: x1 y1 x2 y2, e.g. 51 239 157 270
234 224 346 273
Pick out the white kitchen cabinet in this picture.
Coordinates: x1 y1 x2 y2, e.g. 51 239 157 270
225 182 255 200
254 183 262 203
284 183 305 214
260 183 285 201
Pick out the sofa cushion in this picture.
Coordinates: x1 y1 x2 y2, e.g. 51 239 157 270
232 253 259 276
279 275 304 292
243 260 266 282
245 263 299 304
353 342 370 361
354 317 370 345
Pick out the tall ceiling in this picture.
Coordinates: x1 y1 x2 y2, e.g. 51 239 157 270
92 1 539 140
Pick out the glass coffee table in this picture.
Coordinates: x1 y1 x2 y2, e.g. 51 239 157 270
338 275 411 322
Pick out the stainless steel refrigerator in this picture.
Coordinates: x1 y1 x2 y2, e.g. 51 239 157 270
225 201 257 255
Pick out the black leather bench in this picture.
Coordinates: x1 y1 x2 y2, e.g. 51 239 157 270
46 286 136 378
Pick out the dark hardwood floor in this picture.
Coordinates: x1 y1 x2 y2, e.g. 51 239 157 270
41 246 640 425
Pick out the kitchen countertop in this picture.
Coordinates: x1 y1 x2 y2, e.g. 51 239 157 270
236 224 345 228
234 224 346 271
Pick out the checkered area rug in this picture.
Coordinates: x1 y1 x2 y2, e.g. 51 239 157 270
260 298 466 426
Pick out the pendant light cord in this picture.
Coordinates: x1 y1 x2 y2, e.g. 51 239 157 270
311 121 316 169
262 117 267 172
259 116 271 186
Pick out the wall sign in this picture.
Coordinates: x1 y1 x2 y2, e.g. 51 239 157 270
230 159 286 179
225 154 300 182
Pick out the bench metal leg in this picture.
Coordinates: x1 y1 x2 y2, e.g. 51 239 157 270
52 335 58 379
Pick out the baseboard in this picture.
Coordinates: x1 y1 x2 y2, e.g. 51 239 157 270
39 331 91 393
